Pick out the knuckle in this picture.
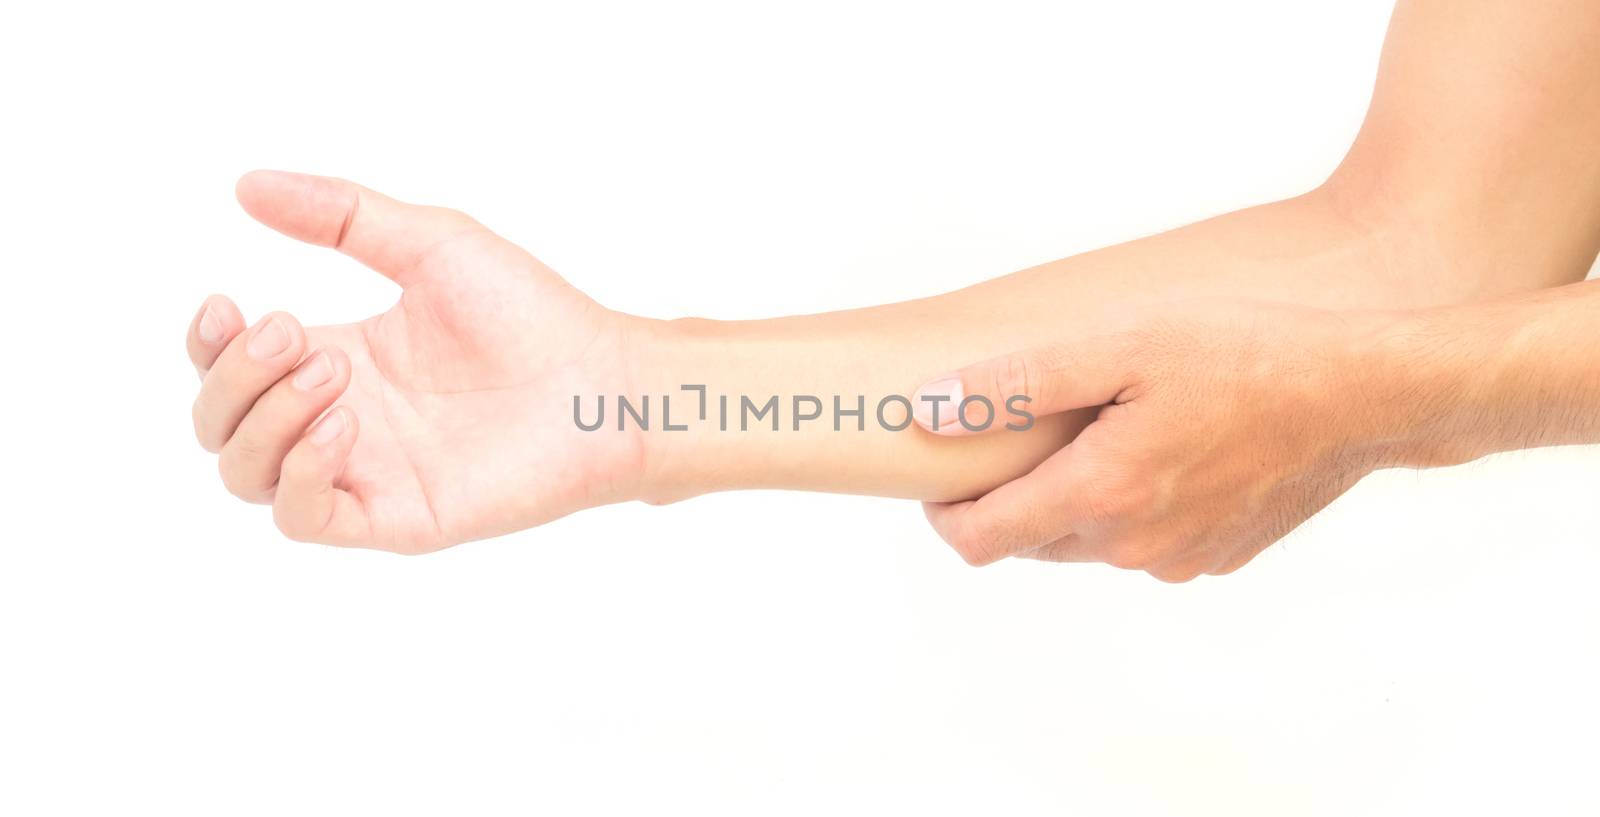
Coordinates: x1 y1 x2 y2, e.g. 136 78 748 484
430 206 480 231
383 531 442 557
947 522 1002 567
1020 543 1066 563
1206 553 1252 577
192 400 222 453
1008 345 1073 405
1150 564 1204 584
1079 467 1151 528
276 452 308 489
218 443 273 502
1103 490 1138 522
1118 479 1156 516
956 541 994 567
272 506 316 543
996 354 1035 405
1105 541 1158 571
1131 314 1192 354
1079 485 1128 527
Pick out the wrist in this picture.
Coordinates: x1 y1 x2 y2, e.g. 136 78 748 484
616 315 736 506
611 314 686 506
1343 307 1499 470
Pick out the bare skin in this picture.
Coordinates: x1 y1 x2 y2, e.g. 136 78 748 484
186 0 1600 557
916 282 1600 581
188 178 646 550
915 0 1600 579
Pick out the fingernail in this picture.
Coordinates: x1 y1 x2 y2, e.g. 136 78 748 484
912 376 963 432
292 351 334 391
246 316 290 360
197 306 223 345
310 408 346 444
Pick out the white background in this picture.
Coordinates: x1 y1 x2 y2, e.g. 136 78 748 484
3 1 1598 814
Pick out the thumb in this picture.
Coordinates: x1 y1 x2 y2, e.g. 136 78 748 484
912 334 1134 436
234 169 480 286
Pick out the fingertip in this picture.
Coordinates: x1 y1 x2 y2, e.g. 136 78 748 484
199 294 243 338
191 302 219 345
279 406 357 495
269 308 305 336
234 170 293 222
912 370 1017 437
240 310 306 363
319 343 354 389
263 308 302 328
235 169 356 248
276 406 366 546
234 169 274 204
188 295 247 375
278 406 358 497
323 343 352 372
911 374 968 435
308 404 357 449
205 292 243 321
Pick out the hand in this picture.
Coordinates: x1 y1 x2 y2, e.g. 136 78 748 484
187 171 646 553
914 301 1392 581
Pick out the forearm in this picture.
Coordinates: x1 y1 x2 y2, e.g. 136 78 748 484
625 188 1518 504
1365 281 1600 469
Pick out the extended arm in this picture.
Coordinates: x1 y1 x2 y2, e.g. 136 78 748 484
186 0 1600 552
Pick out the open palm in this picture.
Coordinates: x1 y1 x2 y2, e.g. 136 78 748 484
187 171 644 552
